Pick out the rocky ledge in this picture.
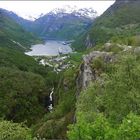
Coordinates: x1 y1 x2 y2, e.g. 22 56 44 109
76 51 114 94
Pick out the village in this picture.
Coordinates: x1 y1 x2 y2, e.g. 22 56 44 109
34 54 75 73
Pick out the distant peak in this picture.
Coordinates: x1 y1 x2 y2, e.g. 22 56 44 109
48 5 97 19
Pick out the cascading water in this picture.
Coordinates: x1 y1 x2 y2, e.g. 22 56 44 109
48 87 54 111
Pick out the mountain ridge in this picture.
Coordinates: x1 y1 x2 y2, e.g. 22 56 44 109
1 7 97 40
0 8 40 51
72 0 140 50
30 6 97 40
47 6 97 19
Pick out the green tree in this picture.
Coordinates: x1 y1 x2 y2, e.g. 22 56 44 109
0 120 32 140
117 113 140 140
0 67 46 125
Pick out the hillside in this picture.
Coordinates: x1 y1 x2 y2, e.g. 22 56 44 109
4 7 97 40
68 0 140 139
0 1 140 139
1 7 97 41
2 8 33 32
0 8 40 51
30 7 97 40
72 0 140 50
68 46 140 140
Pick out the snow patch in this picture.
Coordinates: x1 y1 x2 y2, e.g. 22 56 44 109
48 5 97 19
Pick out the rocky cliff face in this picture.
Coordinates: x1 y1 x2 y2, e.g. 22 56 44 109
76 51 114 94
84 34 95 48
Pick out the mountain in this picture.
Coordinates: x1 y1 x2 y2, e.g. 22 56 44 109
0 8 39 51
73 0 140 50
1 6 97 41
1 8 32 29
25 6 97 40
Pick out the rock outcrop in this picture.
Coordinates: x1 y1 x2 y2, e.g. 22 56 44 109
76 51 114 94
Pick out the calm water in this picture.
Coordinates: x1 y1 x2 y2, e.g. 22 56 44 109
25 40 72 56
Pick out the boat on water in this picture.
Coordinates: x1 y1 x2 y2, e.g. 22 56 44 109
58 47 63 55
62 40 74 45
62 42 67 45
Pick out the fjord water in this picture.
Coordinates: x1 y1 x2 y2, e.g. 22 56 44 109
25 40 72 56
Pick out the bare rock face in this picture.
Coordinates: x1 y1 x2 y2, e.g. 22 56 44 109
85 34 95 48
76 51 114 94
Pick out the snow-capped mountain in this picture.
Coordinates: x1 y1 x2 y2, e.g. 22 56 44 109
1 6 97 40
21 6 97 20
48 5 97 19
30 6 97 40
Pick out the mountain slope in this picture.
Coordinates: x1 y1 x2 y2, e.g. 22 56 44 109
0 8 39 51
1 7 97 41
73 0 140 50
68 1 140 139
26 7 97 40
2 8 33 32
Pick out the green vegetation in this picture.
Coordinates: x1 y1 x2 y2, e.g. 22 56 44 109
89 0 140 45
0 47 63 138
0 67 46 125
41 23 90 40
32 54 82 139
0 9 40 51
91 57 105 71
0 40 82 139
68 52 140 140
0 120 32 140
68 113 140 140
0 48 44 72
72 0 140 50
1 0 140 139
29 13 92 40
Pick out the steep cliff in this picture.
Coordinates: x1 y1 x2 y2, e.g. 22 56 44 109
76 50 114 95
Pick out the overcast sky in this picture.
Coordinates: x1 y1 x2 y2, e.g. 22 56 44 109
0 1 115 20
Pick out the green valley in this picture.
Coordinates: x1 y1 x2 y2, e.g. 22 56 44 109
0 0 140 139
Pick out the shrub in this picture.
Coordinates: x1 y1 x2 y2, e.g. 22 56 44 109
0 120 32 140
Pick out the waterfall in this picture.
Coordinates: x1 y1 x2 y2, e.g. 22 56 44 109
48 87 54 111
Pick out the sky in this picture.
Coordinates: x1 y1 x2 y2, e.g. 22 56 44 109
0 1 115 20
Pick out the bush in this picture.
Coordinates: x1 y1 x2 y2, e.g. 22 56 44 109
68 53 140 140
68 113 140 140
91 57 105 71
0 120 32 140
